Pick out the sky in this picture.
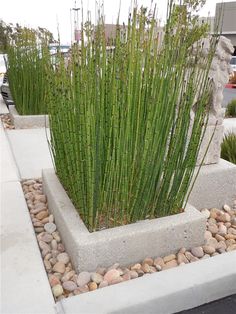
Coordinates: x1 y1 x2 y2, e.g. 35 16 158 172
0 0 234 44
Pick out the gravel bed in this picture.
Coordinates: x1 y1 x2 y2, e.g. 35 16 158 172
0 113 15 129
21 179 236 301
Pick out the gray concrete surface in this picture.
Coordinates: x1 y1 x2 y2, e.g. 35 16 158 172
189 159 236 209
9 105 49 129
1 181 56 314
56 251 236 314
6 127 53 179
43 169 206 272
0 122 20 183
0 95 9 114
1 96 55 313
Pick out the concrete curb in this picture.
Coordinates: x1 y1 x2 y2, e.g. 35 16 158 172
9 105 49 129
56 251 236 314
42 168 206 272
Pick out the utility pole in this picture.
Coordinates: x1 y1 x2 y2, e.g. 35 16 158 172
71 1 80 44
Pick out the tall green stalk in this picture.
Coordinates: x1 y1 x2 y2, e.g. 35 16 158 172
48 1 219 231
7 27 51 115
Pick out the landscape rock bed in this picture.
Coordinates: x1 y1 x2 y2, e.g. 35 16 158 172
21 178 236 302
0 113 15 129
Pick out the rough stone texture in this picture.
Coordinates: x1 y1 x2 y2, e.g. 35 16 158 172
196 36 234 165
189 159 236 209
9 105 49 129
42 169 206 272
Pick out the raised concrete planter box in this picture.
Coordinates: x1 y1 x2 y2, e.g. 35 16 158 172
9 105 49 129
42 169 206 272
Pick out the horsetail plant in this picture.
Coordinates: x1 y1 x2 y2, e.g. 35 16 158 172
7 27 51 115
47 0 219 231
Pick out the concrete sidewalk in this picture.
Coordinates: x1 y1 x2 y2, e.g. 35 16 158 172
0 97 55 314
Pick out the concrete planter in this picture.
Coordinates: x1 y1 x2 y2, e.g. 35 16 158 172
42 169 206 272
9 105 49 129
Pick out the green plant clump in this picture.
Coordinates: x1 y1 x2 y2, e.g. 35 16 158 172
7 27 51 115
221 132 236 164
225 99 236 117
48 0 219 231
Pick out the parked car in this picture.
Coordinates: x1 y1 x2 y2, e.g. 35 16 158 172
229 56 236 86
0 54 14 106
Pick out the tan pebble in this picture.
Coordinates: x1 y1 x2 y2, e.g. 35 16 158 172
117 268 124 276
122 273 131 281
62 271 76 282
57 243 65 252
228 228 236 235
208 224 218 235
216 241 227 251
36 211 48 220
110 277 123 285
201 254 210 259
155 264 162 271
191 247 204 258
99 280 108 288
141 263 151 273
104 269 120 284
33 222 43 227
204 231 212 240
217 248 226 254
225 234 236 240
226 244 236 251
149 266 157 273
34 194 47 203
52 232 61 242
206 237 218 249
42 248 51 257
143 257 154 266
185 252 199 262
53 262 66 274
44 253 52 260
210 208 220 219
177 252 189 264
212 252 220 256
215 234 225 242
41 217 49 224
88 282 98 291
178 247 187 254
129 270 138 279
162 259 178 270
51 239 58 250
163 254 176 263
225 239 236 246
223 204 231 212
218 224 227 236
44 259 51 271
202 245 216 255
49 274 61 287
154 257 165 268
39 240 50 251
49 258 57 266
78 285 89 293
91 273 103 284
52 284 63 297
130 263 141 271
225 222 231 228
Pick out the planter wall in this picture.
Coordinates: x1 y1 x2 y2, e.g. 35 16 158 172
9 105 49 129
42 169 206 272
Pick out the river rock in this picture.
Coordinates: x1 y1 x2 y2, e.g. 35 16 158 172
77 272 91 287
104 269 120 284
88 282 98 291
53 262 66 274
44 222 57 234
191 247 204 258
163 254 176 263
57 253 69 264
52 284 63 297
202 245 216 255
91 272 103 284
62 281 77 292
